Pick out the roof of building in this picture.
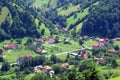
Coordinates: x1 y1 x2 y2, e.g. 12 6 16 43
4 43 17 49
58 63 69 68
44 65 52 70
38 38 44 42
108 49 117 53
92 42 105 47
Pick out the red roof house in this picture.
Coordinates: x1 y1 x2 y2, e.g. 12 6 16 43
46 36 55 44
82 54 88 60
3 43 17 50
92 42 105 49
115 38 120 41
58 63 69 68
108 49 117 53
38 38 44 43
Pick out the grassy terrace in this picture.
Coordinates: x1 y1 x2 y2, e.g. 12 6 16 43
33 0 57 8
57 4 80 16
67 8 89 27
33 0 49 8
0 37 82 63
43 40 82 55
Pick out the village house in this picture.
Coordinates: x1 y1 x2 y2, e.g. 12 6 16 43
64 38 70 44
3 43 17 50
92 42 105 49
97 38 109 45
34 65 43 73
115 37 120 41
38 38 44 43
43 65 54 77
46 36 55 44
35 49 47 54
83 36 89 40
58 63 69 68
108 48 117 53
78 49 88 60
17 54 33 65
94 56 106 65
32 42 38 46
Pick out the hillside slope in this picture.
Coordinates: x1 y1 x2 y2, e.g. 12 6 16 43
81 0 120 38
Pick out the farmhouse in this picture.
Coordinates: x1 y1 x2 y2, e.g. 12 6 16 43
44 65 52 72
92 42 105 49
34 65 43 73
3 43 17 50
38 38 44 43
78 49 88 60
17 54 33 65
115 37 120 41
58 63 69 68
108 49 117 53
35 49 47 54
46 36 55 44
94 56 106 65
32 42 38 46
64 38 70 44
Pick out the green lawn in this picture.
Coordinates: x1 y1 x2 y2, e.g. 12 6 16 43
0 7 9 25
76 22 83 32
57 4 80 16
33 0 57 9
84 39 96 47
67 8 89 27
56 53 67 61
24 74 34 80
0 73 16 79
114 41 120 46
43 39 82 55
33 0 49 8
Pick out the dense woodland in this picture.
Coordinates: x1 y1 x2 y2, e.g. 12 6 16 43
81 0 120 38
0 0 119 41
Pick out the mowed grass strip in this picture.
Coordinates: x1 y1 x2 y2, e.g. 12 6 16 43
67 8 89 27
33 0 49 7
57 4 80 16
0 7 9 25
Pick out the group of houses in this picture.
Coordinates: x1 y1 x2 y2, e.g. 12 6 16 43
69 49 88 60
33 63 69 77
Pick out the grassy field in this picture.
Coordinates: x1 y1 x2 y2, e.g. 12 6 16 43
43 39 82 55
84 39 96 47
76 22 83 32
33 0 57 8
114 41 120 46
0 7 9 25
57 4 80 16
33 0 49 8
67 8 89 27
